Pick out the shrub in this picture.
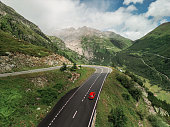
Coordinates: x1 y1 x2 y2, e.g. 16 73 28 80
108 107 127 127
37 88 58 105
122 93 130 100
70 67 76 71
129 88 142 101
60 63 67 71
125 70 143 86
111 62 116 67
147 115 169 127
147 91 170 114
73 63 77 69
53 83 63 91
136 110 145 120
70 63 78 71
116 74 133 89
116 74 142 101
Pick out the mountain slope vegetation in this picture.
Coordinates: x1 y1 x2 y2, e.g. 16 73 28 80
54 26 132 65
0 67 95 126
0 1 81 64
0 30 51 57
129 22 170 57
49 36 88 64
96 68 169 127
115 22 170 90
0 1 52 49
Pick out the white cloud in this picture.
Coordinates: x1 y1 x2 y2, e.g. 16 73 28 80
160 19 168 24
123 0 144 5
126 5 137 12
146 0 170 21
0 0 167 40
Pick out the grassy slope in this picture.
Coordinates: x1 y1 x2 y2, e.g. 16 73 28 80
0 8 52 50
109 33 132 50
96 68 151 127
0 30 51 57
115 23 170 90
81 36 130 65
130 22 170 57
0 67 95 127
0 2 79 62
96 69 169 127
143 78 170 104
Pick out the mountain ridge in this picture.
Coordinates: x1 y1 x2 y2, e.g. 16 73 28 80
54 26 132 65
115 22 170 90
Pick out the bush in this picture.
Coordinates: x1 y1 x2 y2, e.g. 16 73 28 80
60 63 67 71
116 74 133 89
147 91 170 114
125 70 143 86
73 63 77 69
37 88 58 105
136 110 145 120
122 93 130 100
116 74 142 101
70 63 78 71
70 67 76 71
147 115 169 127
111 62 116 67
108 107 127 127
129 88 142 101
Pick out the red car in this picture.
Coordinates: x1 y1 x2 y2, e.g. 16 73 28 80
88 92 96 99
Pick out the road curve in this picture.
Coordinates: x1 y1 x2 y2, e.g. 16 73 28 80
37 66 112 127
0 65 112 127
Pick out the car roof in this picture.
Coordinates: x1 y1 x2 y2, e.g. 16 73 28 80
89 92 95 95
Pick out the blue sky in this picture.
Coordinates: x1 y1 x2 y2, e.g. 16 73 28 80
1 0 170 40
80 0 156 13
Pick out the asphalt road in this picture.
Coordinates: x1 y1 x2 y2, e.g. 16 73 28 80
38 66 112 127
0 66 62 77
0 65 112 127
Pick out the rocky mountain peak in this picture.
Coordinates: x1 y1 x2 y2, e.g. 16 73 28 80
53 26 132 59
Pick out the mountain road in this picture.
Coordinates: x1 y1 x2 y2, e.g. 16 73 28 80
37 66 112 127
0 65 112 127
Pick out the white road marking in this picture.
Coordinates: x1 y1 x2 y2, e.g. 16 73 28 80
47 67 102 127
84 68 103 97
88 67 109 127
72 111 78 118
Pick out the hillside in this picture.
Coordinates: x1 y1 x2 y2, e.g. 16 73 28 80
129 22 170 57
0 1 79 64
0 67 95 126
0 30 71 73
54 26 132 65
49 36 88 64
0 1 53 49
96 68 169 127
115 22 170 90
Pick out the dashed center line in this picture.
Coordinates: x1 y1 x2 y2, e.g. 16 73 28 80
72 111 78 119
47 67 104 127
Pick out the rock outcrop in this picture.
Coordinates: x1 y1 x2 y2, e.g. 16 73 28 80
0 52 71 73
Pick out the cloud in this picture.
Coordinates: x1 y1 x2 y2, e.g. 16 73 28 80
0 0 168 40
160 19 168 24
105 6 157 40
146 0 170 21
123 0 144 5
126 5 137 12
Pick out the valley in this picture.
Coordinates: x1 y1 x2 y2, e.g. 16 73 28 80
0 1 169 127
